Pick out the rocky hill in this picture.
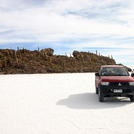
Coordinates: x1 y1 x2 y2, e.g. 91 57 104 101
0 48 131 74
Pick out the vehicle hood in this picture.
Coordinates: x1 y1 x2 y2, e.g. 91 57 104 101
101 76 134 82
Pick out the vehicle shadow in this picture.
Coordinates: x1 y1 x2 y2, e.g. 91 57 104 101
57 92 131 109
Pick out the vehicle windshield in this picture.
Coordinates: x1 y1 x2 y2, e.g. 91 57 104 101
101 67 129 76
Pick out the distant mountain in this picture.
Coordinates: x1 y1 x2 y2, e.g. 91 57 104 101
0 48 131 74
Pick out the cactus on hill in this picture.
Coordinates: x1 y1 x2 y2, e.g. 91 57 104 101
0 48 131 74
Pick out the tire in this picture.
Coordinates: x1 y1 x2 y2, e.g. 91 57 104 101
130 95 134 102
96 87 98 94
98 87 104 102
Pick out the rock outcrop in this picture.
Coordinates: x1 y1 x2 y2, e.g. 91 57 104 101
40 48 54 56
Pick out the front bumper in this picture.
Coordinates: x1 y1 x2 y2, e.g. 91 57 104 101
100 85 134 97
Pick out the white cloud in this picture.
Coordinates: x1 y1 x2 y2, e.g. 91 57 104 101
0 0 134 68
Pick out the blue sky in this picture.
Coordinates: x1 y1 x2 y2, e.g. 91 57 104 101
0 0 134 69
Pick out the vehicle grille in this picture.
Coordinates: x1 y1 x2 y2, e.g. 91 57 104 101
109 82 129 86
123 89 131 93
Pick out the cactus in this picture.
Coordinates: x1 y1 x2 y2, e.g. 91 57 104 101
31 54 33 59
50 62 53 68
4 57 7 68
7 51 10 59
16 58 19 68
69 63 70 68
10 47 13 55
23 48 25 54
74 59 76 64
96 50 97 55
20 53 22 60
17 46 19 51
42 52 44 57
44 52 47 59
49 57 52 64
49 58 52 67
14 51 16 58
62 62 65 68
0 60 2 68
82 60 85 65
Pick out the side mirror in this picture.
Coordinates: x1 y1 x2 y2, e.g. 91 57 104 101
95 72 100 76
131 73 134 77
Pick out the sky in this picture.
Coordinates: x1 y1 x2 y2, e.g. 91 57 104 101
0 0 134 69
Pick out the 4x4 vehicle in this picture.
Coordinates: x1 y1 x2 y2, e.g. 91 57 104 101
95 65 134 102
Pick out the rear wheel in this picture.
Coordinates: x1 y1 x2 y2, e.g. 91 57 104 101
130 95 134 102
98 87 104 102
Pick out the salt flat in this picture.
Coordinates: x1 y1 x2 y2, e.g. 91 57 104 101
0 73 134 134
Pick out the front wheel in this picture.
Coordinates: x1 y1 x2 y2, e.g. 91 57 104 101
96 87 98 94
130 95 134 102
98 87 104 102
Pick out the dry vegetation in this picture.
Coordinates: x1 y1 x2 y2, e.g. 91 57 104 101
0 48 131 74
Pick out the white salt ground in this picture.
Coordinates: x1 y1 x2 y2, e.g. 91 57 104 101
0 73 134 134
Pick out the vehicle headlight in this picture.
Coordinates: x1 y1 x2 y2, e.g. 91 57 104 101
129 82 134 86
101 82 109 86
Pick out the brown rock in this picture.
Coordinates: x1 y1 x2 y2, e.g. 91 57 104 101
73 51 84 59
41 48 54 56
